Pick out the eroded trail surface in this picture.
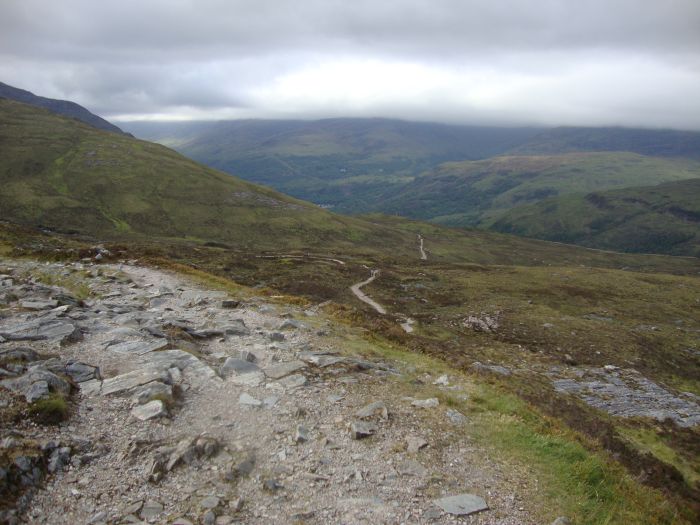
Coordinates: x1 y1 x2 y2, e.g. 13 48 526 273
349 269 386 315
0 258 539 524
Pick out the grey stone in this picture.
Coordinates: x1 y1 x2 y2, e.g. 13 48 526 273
200 496 220 510
107 339 168 355
223 455 255 481
350 421 376 440
278 319 302 330
239 349 258 363
223 320 250 336
221 299 240 309
433 494 488 516
131 400 168 421
355 401 388 420
262 479 282 491
433 374 449 386
25 381 50 403
133 381 173 405
294 425 310 443
411 398 439 408
269 332 285 342
471 361 512 377
0 347 40 363
397 459 427 477
140 501 163 520
202 511 216 525
64 361 100 383
171 519 194 525
220 358 260 378
48 447 71 473
264 360 307 379
230 371 265 387
551 518 572 525
298 351 347 368
0 319 81 344
20 299 59 310
445 409 468 425
238 393 262 407
277 373 308 389
101 368 171 396
406 436 428 453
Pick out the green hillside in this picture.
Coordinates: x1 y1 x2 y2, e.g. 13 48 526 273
491 178 700 256
0 99 416 254
375 152 700 227
123 118 541 211
0 81 126 134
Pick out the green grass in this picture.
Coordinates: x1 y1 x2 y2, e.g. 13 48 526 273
28 394 68 424
491 179 700 256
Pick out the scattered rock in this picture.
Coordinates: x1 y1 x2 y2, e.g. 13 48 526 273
238 393 263 407
445 408 468 425
471 361 512 377
433 494 488 516
140 500 163 520
355 400 389 420
406 435 428 453
433 374 449 386
350 421 376 440
264 360 307 379
411 398 439 408
220 358 260 378
551 518 572 525
131 400 168 421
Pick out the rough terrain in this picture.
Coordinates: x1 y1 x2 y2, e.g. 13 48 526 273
0 257 547 525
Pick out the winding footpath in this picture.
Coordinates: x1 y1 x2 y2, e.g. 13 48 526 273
349 269 386 314
418 234 427 260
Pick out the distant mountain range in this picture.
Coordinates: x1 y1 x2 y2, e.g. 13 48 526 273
0 81 126 135
124 118 700 255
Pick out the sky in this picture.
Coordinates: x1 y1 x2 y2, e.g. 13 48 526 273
1 0 699 129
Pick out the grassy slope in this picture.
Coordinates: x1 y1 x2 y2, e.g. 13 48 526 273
0 99 420 254
491 179 700 256
376 153 700 227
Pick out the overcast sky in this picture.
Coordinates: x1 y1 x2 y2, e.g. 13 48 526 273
1 0 699 129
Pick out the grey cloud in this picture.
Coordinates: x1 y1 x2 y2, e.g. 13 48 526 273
0 0 699 128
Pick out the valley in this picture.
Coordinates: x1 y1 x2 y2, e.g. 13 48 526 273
0 94 699 524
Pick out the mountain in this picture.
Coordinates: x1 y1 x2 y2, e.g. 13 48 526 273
0 98 415 254
371 152 700 227
490 178 700 256
0 81 126 135
122 118 542 211
509 126 700 159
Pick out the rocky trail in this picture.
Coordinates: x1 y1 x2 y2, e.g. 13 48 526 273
0 257 549 524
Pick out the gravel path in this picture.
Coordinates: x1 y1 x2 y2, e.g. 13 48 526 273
0 258 541 524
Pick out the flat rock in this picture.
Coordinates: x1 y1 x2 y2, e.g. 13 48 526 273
140 501 163 520
64 362 100 383
355 401 388 420
298 351 347 368
101 367 171 396
397 459 427 477
264 360 307 379
411 398 439 408
230 372 265 387
406 435 428 453
133 381 173 405
277 373 308 389
445 408 468 425
220 358 260 378
238 393 263 407
107 339 168 355
21 299 59 310
433 494 488 516
0 319 81 344
25 380 50 403
131 400 168 421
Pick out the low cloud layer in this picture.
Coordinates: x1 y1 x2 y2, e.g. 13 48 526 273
1 0 699 128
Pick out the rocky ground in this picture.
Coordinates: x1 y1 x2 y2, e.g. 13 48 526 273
0 256 558 524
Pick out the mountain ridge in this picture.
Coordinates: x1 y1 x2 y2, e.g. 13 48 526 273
0 81 126 135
